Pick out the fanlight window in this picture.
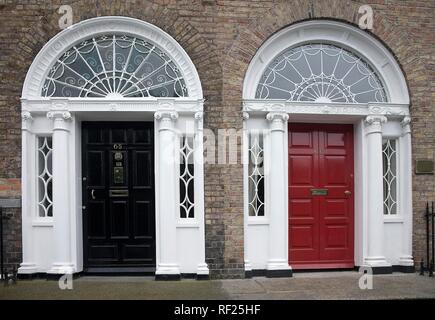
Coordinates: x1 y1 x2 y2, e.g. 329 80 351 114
42 34 188 98
256 43 387 103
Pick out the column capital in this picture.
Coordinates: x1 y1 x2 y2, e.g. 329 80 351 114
364 115 387 134
21 111 33 122
243 111 250 120
47 110 72 132
267 112 288 132
154 110 179 121
47 110 72 121
194 111 203 121
21 111 33 131
266 112 289 122
364 115 387 125
401 116 411 135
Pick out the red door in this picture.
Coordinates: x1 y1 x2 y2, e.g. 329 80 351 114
288 123 354 269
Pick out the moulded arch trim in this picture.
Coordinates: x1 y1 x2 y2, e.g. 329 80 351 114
22 16 203 100
243 20 409 104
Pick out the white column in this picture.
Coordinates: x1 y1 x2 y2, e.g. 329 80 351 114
265 112 292 276
47 110 74 274
18 111 38 274
194 112 209 277
364 115 391 271
154 110 180 279
399 116 414 270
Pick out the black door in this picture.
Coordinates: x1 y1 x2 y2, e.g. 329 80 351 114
82 122 155 272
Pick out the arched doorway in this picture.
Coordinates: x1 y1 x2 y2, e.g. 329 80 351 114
19 16 208 279
243 20 412 276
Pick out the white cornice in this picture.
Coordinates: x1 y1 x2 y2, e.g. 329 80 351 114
21 97 204 113
243 100 409 117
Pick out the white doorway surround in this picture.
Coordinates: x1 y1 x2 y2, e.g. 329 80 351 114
243 20 413 276
19 16 208 279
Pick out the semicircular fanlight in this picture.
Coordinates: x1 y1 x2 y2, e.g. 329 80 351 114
42 34 188 98
256 43 387 103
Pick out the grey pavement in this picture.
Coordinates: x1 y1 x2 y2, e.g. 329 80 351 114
0 272 434 300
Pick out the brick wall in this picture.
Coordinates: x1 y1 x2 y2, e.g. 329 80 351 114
0 0 433 277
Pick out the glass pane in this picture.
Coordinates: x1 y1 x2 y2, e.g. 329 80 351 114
382 139 397 215
256 43 387 103
180 136 195 218
37 137 53 218
248 131 264 217
42 34 188 98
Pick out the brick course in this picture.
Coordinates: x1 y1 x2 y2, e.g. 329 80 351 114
0 0 433 278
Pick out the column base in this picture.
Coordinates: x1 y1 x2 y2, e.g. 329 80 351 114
18 263 38 274
266 260 293 278
395 256 415 273
196 263 209 278
155 263 180 281
363 257 392 274
47 262 75 275
399 255 414 266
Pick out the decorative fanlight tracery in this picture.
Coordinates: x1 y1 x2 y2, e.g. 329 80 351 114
256 43 387 103
42 34 188 98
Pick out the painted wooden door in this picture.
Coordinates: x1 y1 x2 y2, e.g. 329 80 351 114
82 122 155 272
288 123 354 269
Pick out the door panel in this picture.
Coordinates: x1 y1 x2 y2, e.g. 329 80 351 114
82 122 155 271
288 123 354 269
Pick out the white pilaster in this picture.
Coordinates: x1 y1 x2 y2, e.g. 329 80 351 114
194 111 209 277
399 116 414 268
47 110 74 274
18 111 38 274
154 110 181 278
242 112 253 274
265 112 292 275
364 115 391 270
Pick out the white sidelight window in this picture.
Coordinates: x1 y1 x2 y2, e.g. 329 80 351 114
248 131 265 217
180 135 195 218
37 136 53 218
382 139 398 215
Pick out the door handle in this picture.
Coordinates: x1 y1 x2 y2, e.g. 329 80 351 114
91 189 96 200
344 190 352 196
